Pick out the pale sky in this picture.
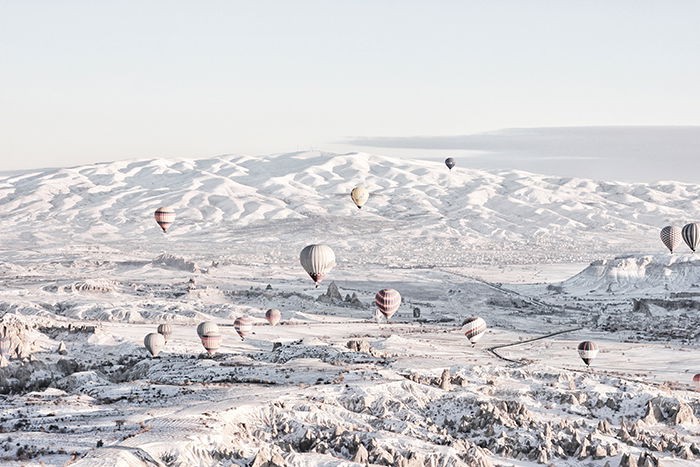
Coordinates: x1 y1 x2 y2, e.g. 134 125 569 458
1 1 699 179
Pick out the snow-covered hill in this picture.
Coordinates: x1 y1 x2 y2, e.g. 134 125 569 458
1 151 699 267
561 254 700 294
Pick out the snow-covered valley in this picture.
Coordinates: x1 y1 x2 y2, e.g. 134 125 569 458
0 151 699 466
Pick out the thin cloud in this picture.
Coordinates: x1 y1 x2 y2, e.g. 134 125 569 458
343 126 700 182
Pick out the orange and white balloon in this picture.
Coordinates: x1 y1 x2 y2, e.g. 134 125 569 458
462 317 486 347
201 334 222 355
375 289 401 320
157 324 173 343
265 309 281 326
234 317 253 340
578 341 599 366
154 207 176 233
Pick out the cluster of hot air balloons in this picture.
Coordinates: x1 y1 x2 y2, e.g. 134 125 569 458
145 310 286 357
141 157 700 387
660 223 699 253
296 161 483 348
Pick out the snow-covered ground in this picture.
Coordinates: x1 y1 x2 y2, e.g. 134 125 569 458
0 151 699 466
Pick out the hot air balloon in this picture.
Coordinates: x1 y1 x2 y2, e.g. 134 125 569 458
445 158 456 170
375 289 401 320
201 334 222 355
144 333 166 357
157 324 173 343
350 186 369 209
154 207 176 233
462 317 487 347
578 341 599 366
0 337 11 358
234 317 253 340
693 374 700 390
300 244 336 287
660 226 682 253
265 309 281 326
197 321 220 339
682 223 699 252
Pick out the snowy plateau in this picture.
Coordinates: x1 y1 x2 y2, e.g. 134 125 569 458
0 151 699 467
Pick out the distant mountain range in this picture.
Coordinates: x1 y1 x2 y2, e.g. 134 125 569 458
0 151 698 266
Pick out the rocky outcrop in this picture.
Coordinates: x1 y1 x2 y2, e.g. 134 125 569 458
251 446 287 467
352 444 368 463
0 314 38 359
439 369 451 391
317 282 365 308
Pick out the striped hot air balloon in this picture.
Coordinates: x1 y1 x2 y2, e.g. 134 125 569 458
0 337 11 357
445 157 456 170
154 207 176 233
462 317 486 347
201 334 222 355
197 321 219 339
299 244 336 287
157 324 173 343
693 374 700 390
234 317 253 340
265 309 281 326
350 186 369 209
682 223 699 252
144 333 166 357
577 341 599 366
660 226 682 253
375 289 401 320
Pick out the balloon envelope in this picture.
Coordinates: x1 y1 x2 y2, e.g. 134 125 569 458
578 341 599 366
201 334 222 355
300 244 336 286
265 309 281 326
350 186 369 209
144 333 166 357
693 374 700 390
197 321 220 338
445 158 456 170
462 317 487 346
234 317 253 340
375 289 401 320
157 324 173 342
154 207 176 233
682 223 699 252
660 226 682 253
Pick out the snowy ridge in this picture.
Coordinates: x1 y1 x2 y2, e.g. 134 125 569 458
1 151 699 265
561 254 700 294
